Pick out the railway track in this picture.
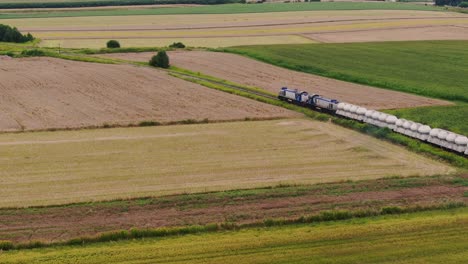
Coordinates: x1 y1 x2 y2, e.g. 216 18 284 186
168 70 279 100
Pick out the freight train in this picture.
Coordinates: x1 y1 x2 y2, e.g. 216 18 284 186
278 87 468 156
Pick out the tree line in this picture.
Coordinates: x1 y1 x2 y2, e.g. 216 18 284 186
0 0 243 9
0 24 34 43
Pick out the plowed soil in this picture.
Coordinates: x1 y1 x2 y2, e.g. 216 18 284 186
102 51 450 109
1 175 466 244
0 57 298 132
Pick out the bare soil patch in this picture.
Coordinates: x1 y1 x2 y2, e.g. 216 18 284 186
0 57 298 132
103 51 450 109
1 175 465 244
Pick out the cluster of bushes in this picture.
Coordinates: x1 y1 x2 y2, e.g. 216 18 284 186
169 42 186 48
106 40 121 48
149 51 170 68
460 1 468 7
0 24 34 43
0 0 243 9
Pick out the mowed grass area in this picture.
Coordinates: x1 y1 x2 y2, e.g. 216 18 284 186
225 41 468 134
0 3 444 19
2 208 467 263
0 119 453 208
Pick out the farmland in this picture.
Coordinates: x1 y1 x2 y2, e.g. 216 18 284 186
1 174 466 244
2 8 467 48
0 118 454 208
2 208 467 263
0 1 467 262
225 41 468 134
0 3 444 19
0 57 298 131
104 50 450 110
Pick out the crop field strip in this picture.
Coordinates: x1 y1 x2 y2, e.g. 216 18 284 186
0 3 445 19
104 51 450 110
0 118 454 208
1 174 466 244
2 208 467 263
3 10 467 48
225 41 468 135
0 57 299 132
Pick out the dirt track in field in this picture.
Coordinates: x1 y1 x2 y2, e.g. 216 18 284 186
0 57 298 132
102 51 450 110
1 175 466 244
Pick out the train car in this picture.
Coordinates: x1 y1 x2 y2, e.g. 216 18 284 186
278 87 339 112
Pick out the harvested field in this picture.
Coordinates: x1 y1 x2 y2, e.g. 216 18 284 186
103 51 449 110
307 25 468 43
0 57 298 132
1 175 466 244
0 118 454 208
2 10 467 48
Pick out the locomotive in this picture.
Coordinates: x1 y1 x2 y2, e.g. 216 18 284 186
277 87 339 112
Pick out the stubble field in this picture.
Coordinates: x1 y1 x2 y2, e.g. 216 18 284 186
0 57 298 131
2 9 467 48
0 118 454 208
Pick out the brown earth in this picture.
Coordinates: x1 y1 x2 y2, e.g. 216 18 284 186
0 175 466 244
101 51 450 110
307 25 468 43
0 57 299 132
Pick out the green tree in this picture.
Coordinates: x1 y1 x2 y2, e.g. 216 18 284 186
149 51 170 69
106 40 120 48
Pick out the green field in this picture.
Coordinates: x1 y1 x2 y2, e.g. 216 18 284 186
0 3 444 19
225 41 468 134
386 103 468 135
2 207 467 263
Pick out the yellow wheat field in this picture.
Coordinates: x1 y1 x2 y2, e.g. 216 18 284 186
0 118 454 208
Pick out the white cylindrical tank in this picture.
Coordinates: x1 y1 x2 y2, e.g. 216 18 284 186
437 130 449 148
343 104 352 118
445 133 457 150
428 128 441 144
418 125 431 141
336 102 346 117
402 121 412 136
409 123 421 139
386 115 398 130
395 119 404 133
377 113 388 128
349 105 358 120
454 136 468 153
371 112 381 126
356 107 367 121
364 110 374 123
